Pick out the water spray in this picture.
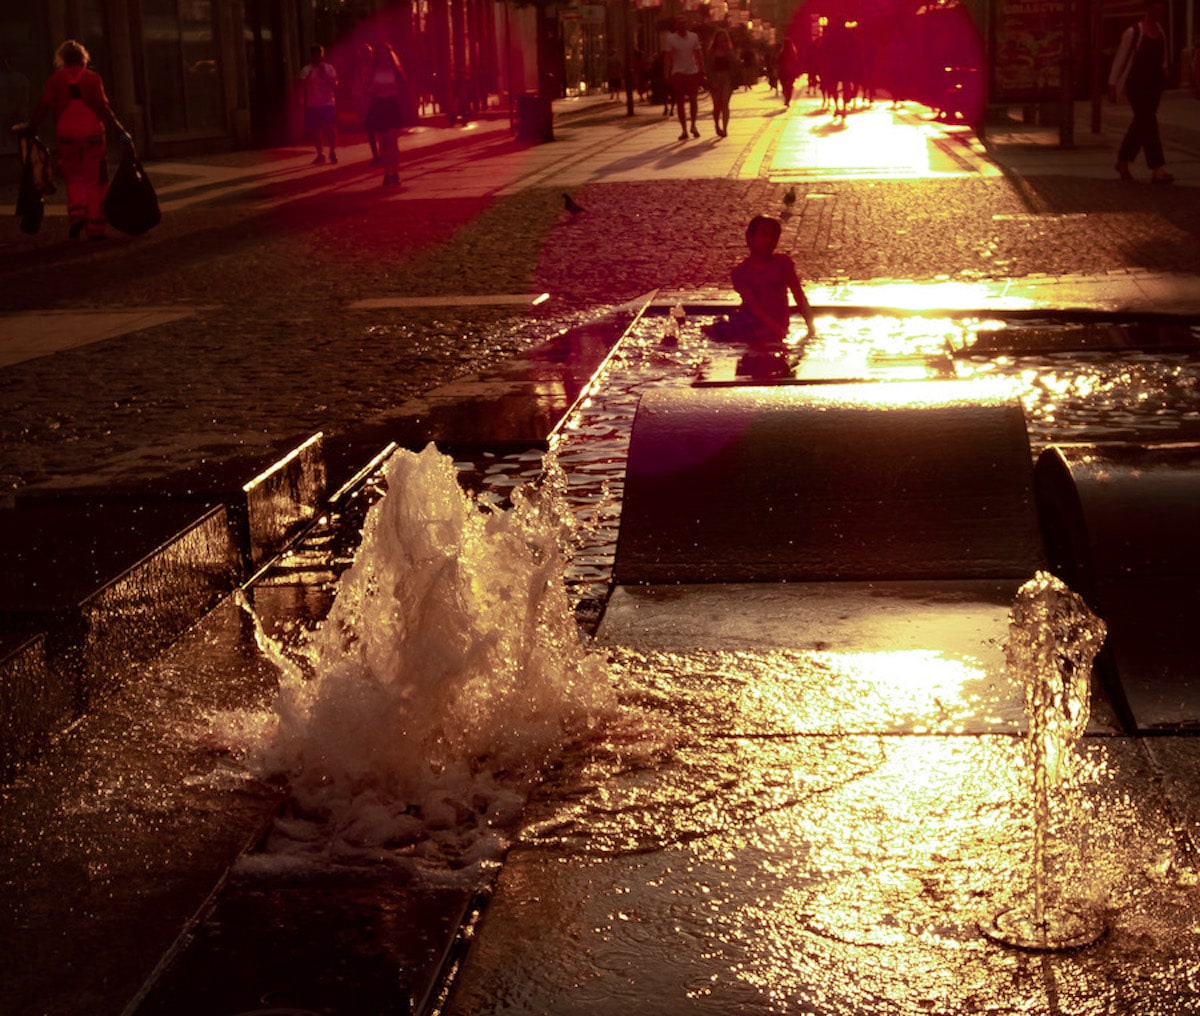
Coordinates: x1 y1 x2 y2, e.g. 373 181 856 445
983 570 1109 951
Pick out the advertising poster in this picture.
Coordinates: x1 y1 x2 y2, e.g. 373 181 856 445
993 0 1066 99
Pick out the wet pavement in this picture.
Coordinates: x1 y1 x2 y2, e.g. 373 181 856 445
432 312 1200 1015
2 82 1200 1016
443 732 1200 1015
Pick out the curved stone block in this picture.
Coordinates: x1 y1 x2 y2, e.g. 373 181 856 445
1035 443 1200 731
1037 443 1200 587
614 381 1042 583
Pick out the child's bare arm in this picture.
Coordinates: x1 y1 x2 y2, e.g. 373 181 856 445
786 260 816 337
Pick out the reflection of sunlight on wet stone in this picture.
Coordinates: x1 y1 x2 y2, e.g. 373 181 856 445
435 305 1200 1016
625 737 1190 1009
806 281 1038 313
771 106 994 181
612 648 1018 736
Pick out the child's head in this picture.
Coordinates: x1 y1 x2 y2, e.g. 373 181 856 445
745 215 783 256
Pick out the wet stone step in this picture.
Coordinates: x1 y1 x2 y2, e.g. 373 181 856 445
130 869 479 1016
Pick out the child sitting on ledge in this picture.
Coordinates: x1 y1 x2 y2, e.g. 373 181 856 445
707 215 816 346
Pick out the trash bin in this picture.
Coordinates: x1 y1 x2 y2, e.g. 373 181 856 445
516 93 551 142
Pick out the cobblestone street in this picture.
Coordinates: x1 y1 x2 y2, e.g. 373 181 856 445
1 84 1198 498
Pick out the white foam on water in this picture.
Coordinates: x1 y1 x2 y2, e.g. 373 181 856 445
225 444 617 877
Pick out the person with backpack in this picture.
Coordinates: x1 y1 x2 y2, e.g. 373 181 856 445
22 39 131 239
1108 0 1174 184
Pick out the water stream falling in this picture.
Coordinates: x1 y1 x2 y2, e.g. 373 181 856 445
985 570 1109 951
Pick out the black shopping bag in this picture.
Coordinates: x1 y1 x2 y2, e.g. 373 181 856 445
15 135 53 235
105 146 161 235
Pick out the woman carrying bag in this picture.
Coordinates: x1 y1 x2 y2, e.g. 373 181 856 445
21 39 132 239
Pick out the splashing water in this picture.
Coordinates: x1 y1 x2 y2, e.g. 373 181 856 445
986 570 1109 950
240 444 616 873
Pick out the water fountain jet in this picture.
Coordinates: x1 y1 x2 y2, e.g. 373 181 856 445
983 570 1109 952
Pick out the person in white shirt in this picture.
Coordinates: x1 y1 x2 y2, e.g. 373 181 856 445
663 18 704 140
301 44 338 165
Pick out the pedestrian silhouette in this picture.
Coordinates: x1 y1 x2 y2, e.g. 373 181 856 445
1108 0 1174 184
364 43 408 187
664 18 704 140
22 38 131 240
707 29 736 138
779 39 800 107
301 44 338 165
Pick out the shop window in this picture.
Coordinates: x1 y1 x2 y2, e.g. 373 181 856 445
0 11 41 156
80 0 113 81
143 0 224 135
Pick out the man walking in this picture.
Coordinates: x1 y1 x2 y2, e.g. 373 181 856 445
664 17 704 140
302 44 338 165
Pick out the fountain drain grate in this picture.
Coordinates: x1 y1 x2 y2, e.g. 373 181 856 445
981 904 1107 952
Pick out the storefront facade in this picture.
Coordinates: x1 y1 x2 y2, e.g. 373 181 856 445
1 1 305 157
0 0 510 161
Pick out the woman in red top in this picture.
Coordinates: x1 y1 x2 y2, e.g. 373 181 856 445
26 40 130 239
